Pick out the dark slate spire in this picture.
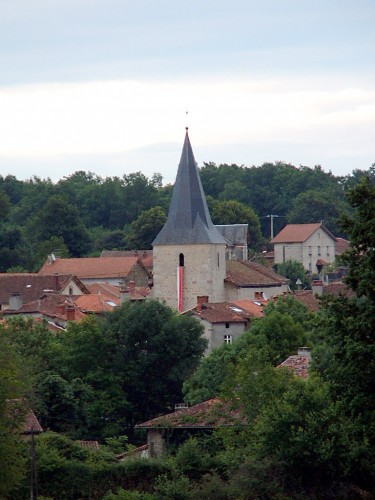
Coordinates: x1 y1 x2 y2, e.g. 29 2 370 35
153 129 226 245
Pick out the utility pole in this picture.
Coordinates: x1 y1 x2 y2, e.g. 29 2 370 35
266 214 280 239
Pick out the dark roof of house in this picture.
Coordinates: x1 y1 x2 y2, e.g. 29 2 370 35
194 300 265 324
225 260 290 288
0 273 88 304
270 223 335 244
77 440 100 450
39 256 145 280
2 293 86 322
215 224 249 246
135 398 245 429
153 130 226 246
294 290 321 312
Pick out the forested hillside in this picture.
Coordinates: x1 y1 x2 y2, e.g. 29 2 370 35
0 162 373 272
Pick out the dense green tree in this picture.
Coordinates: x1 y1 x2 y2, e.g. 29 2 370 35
208 198 263 250
0 336 28 497
340 175 375 299
274 259 311 290
101 300 207 427
287 188 349 236
126 206 167 249
34 195 90 257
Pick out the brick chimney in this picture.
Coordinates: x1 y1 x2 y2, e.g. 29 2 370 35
196 295 209 312
65 305 75 321
9 292 23 310
129 280 135 295
54 273 60 291
56 302 66 316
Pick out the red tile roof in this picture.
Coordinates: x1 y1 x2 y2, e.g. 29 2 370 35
294 290 321 312
277 353 311 379
335 237 350 256
100 250 153 272
135 398 245 429
323 282 354 298
74 294 119 313
270 223 335 244
0 273 88 304
39 256 141 280
86 282 120 300
225 260 289 287
23 410 43 434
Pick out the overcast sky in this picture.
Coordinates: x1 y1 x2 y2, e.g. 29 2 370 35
0 0 374 184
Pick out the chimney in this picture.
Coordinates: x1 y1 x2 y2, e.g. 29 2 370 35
54 273 60 291
119 279 130 303
129 280 135 295
56 302 66 316
298 347 311 359
9 292 23 310
312 280 323 296
65 305 75 321
196 295 209 312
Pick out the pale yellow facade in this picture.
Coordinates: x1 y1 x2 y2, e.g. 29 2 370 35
273 228 336 274
152 243 226 311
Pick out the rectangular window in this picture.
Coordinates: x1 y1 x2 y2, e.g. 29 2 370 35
224 334 232 344
318 246 321 256
308 246 312 256
326 246 330 256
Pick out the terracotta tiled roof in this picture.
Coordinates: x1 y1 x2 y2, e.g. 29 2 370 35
8 401 43 434
86 282 120 300
100 250 153 272
323 282 354 298
277 352 311 379
135 398 245 429
39 256 141 280
231 299 266 317
335 237 350 256
195 300 265 324
225 260 289 287
270 223 335 244
74 294 119 313
0 273 88 304
23 410 43 434
294 290 320 312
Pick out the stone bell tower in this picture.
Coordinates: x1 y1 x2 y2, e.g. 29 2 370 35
152 129 226 311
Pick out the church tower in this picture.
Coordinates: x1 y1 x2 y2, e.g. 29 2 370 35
152 129 226 311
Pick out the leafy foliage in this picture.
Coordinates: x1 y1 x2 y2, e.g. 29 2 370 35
274 259 311 290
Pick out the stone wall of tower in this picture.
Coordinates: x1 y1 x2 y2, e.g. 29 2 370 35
152 243 226 311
